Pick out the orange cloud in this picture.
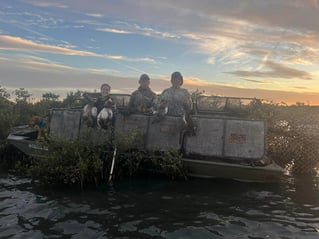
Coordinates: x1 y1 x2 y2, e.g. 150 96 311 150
0 35 96 56
226 61 312 80
0 35 156 63
184 77 211 87
185 82 319 105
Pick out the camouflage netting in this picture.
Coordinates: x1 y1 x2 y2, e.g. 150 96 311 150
266 105 319 175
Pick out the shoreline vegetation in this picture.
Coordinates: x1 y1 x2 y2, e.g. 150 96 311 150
1 86 319 188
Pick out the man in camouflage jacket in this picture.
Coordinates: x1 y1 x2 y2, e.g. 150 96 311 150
129 74 157 114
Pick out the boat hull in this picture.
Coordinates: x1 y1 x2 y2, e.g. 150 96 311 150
7 127 48 156
182 158 284 183
7 134 48 157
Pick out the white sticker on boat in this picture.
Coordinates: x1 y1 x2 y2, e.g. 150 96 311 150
28 143 48 151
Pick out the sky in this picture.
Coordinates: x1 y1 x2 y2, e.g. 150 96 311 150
1 0 319 104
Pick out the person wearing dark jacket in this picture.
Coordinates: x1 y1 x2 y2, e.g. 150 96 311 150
82 83 116 128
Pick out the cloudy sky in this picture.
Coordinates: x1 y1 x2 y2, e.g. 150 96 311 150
1 0 319 104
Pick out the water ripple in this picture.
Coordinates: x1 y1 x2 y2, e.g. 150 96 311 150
1 174 319 238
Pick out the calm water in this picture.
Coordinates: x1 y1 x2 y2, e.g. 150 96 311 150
1 173 319 239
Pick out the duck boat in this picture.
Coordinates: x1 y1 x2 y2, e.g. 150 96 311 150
7 125 49 157
7 94 284 183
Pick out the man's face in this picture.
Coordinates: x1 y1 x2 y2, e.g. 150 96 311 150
172 77 182 89
140 79 150 89
101 86 110 96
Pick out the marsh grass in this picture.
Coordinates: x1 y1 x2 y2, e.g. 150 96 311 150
266 106 319 174
24 129 187 188
244 102 319 174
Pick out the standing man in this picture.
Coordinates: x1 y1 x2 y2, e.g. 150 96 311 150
158 71 192 116
128 74 157 114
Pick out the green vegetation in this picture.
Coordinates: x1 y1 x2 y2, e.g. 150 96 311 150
17 129 187 189
27 133 112 188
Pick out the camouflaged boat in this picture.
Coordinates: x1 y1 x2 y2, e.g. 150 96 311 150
7 94 284 183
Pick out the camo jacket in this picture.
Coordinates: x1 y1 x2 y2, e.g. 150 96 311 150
159 87 192 116
129 87 157 113
94 95 116 113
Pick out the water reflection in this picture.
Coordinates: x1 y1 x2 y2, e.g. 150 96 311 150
1 173 319 238
285 174 319 205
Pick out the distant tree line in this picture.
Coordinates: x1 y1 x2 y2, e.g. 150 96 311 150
0 85 87 140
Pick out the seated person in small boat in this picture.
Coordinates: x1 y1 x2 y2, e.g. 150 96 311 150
82 83 116 129
30 116 47 141
128 74 157 114
158 71 192 117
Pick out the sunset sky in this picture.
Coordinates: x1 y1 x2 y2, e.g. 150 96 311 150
1 0 319 104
